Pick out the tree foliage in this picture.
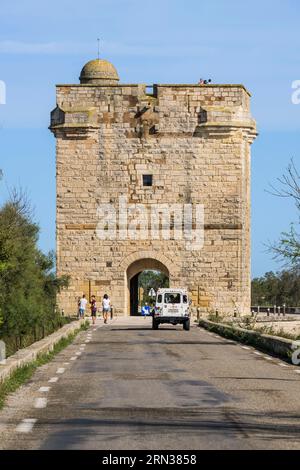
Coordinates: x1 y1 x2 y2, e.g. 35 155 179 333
0 191 69 351
251 269 300 306
138 270 169 305
269 159 300 268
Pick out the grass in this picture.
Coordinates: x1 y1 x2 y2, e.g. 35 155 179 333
0 316 74 358
248 325 299 341
206 313 300 341
199 318 299 362
0 321 89 410
200 319 260 345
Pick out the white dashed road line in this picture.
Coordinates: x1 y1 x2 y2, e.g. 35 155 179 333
17 328 98 427
34 397 47 409
48 377 58 383
203 329 300 372
16 419 37 433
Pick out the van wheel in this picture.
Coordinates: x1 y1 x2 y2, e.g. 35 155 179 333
183 319 190 331
152 319 159 330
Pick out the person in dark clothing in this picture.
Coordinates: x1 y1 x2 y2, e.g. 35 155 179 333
90 295 97 325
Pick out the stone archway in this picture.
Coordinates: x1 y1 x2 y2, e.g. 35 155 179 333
127 258 169 316
120 251 179 316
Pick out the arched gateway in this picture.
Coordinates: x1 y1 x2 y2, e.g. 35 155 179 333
121 252 178 315
50 56 257 316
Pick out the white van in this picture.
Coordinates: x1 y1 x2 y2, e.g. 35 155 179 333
152 288 190 331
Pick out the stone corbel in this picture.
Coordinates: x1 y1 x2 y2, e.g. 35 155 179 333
49 105 99 138
193 105 257 139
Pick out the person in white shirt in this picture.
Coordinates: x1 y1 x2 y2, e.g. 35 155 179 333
79 294 88 318
102 294 111 324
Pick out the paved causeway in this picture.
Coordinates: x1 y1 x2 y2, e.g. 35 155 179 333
1 316 300 450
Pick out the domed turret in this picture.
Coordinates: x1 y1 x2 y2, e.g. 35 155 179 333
79 58 119 85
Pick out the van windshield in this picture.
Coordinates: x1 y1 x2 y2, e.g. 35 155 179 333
164 293 181 304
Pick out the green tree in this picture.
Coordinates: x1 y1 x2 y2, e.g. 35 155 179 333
138 270 169 305
251 269 300 306
270 160 300 268
0 191 69 349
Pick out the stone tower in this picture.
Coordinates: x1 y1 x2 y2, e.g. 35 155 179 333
50 58 257 316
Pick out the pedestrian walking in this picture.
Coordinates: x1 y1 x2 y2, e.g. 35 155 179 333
141 302 150 318
79 294 88 318
90 295 97 325
102 294 111 324
77 297 81 318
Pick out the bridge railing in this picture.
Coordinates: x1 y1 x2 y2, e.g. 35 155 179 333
251 306 300 316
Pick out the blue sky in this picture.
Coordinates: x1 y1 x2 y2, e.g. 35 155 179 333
0 0 299 277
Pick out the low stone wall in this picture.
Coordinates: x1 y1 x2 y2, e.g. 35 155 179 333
199 319 296 361
0 319 87 383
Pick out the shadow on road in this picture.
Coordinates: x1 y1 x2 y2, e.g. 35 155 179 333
40 407 300 450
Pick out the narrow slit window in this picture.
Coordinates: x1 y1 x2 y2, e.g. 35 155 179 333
142 174 153 187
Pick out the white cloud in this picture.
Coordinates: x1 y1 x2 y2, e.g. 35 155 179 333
0 81 6 105
0 39 214 57
0 40 82 54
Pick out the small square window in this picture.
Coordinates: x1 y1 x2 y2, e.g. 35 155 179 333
142 174 153 186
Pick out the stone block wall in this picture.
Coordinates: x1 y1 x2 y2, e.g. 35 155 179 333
50 81 256 316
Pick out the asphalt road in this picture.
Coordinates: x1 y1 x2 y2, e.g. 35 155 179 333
1 316 300 450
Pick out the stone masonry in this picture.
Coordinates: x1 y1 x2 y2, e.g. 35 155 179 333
50 58 257 316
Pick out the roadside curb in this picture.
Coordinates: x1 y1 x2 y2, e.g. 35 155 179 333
0 319 87 383
199 318 297 362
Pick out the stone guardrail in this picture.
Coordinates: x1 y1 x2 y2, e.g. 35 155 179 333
0 319 87 383
199 318 297 361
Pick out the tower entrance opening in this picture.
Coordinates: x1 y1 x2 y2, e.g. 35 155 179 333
126 259 169 316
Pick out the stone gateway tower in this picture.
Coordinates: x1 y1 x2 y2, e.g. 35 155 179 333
50 58 256 316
